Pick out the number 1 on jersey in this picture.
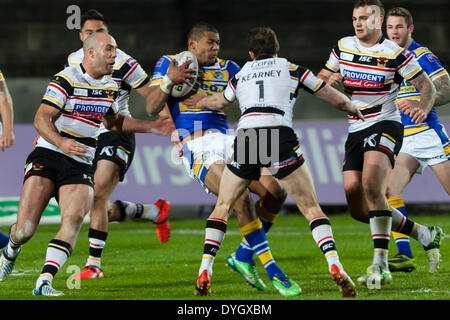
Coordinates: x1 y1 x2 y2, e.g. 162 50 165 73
256 80 264 102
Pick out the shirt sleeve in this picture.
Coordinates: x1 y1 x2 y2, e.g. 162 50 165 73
118 57 150 89
395 49 423 82
323 45 340 73
415 49 448 82
297 66 326 94
150 56 173 86
41 74 70 111
223 74 239 103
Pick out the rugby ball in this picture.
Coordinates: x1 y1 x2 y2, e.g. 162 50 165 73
171 51 199 98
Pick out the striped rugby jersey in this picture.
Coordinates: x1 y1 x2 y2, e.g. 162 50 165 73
38 64 119 165
224 57 325 130
324 36 423 133
397 40 449 139
67 48 150 133
151 55 240 140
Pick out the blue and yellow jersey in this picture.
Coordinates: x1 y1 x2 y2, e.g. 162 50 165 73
151 55 240 140
398 40 449 137
0 69 4 81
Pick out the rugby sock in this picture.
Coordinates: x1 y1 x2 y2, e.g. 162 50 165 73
369 210 392 270
235 200 279 264
36 239 72 288
309 216 341 271
241 218 284 281
116 200 159 221
391 207 431 245
199 218 227 276
86 228 108 268
0 230 8 250
388 196 413 259
5 236 21 259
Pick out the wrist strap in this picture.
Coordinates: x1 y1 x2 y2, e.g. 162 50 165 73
160 75 173 94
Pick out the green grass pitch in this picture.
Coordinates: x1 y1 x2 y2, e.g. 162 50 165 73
0 212 448 301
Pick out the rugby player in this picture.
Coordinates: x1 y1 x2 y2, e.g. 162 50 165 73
187 27 365 297
385 7 450 273
66 10 175 280
317 0 443 288
146 22 293 296
0 68 14 249
0 33 173 296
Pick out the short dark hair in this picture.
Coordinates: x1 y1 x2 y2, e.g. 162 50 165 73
386 7 413 27
247 27 280 59
354 0 385 16
81 9 106 29
187 22 219 41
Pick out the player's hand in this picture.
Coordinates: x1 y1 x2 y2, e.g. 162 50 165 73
149 115 176 136
171 130 183 157
58 138 88 156
398 100 426 123
327 73 345 87
0 130 14 151
166 59 196 85
33 135 40 149
348 104 365 121
182 92 207 109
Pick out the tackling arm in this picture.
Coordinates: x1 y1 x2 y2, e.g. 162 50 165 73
314 84 364 121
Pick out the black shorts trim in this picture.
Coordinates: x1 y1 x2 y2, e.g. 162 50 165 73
226 126 304 180
343 120 403 171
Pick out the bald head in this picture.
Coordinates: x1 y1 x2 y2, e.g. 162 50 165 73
82 32 117 78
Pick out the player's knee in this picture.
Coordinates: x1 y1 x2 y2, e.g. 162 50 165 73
13 221 37 244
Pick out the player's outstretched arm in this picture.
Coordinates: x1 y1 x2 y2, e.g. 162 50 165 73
184 92 231 111
103 113 175 135
0 80 14 151
314 83 364 121
401 72 436 123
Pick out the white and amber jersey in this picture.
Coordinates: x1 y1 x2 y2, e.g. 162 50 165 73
324 36 423 133
38 64 119 165
224 57 325 130
67 48 149 133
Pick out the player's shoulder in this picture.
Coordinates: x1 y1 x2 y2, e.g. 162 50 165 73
380 38 405 56
218 58 241 74
337 36 357 51
409 41 435 59
67 48 84 66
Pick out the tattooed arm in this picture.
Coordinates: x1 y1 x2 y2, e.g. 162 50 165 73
0 79 14 151
402 72 436 123
432 74 450 106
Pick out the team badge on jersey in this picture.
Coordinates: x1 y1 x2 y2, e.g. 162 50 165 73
105 89 115 100
213 71 224 80
377 57 388 68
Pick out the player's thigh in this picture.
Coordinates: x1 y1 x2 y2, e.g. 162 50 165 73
278 163 322 220
203 161 226 196
58 183 94 223
15 176 55 235
431 160 450 195
94 159 121 199
214 166 252 215
386 152 418 198
362 151 392 198
248 172 286 210
343 170 369 223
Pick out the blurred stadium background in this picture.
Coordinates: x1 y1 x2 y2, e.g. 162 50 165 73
0 0 449 222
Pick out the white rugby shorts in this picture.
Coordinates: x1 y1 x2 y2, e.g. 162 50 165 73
181 132 235 193
400 128 447 174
